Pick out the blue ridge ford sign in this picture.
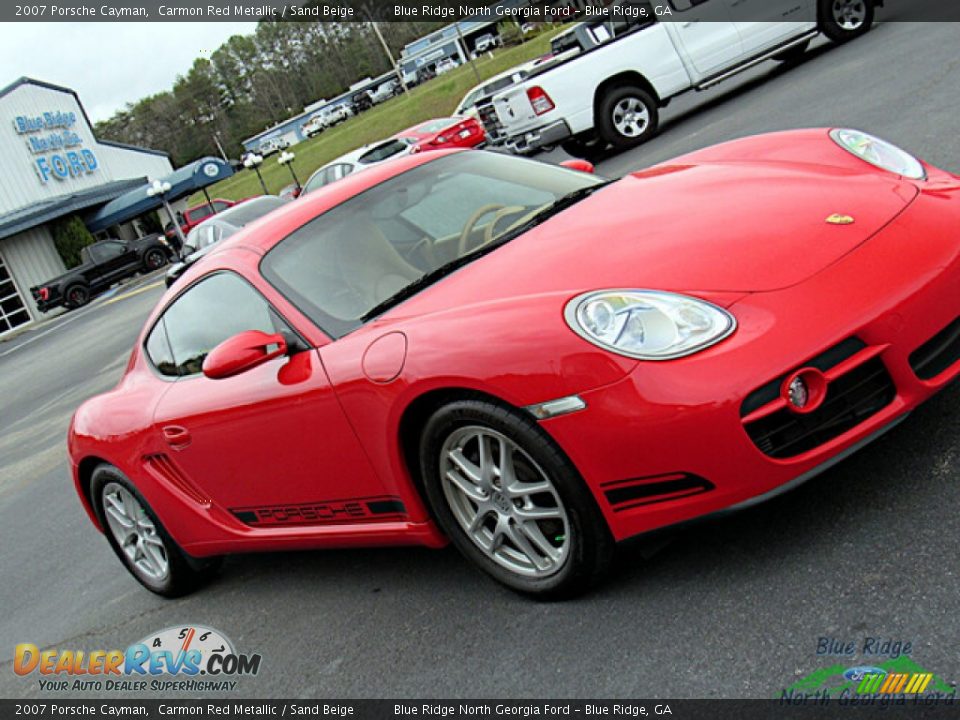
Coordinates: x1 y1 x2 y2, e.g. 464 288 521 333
13 109 99 184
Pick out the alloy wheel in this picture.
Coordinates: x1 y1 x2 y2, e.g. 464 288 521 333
611 97 650 139
102 482 170 582
439 426 570 578
832 0 867 29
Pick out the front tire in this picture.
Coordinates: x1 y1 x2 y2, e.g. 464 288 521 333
143 248 167 272
596 85 659 150
420 400 613 598
819 0 874 42
91 464 219 597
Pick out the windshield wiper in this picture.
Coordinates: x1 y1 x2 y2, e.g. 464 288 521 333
361 245 495 322
491 180 614 244
361 181 613 322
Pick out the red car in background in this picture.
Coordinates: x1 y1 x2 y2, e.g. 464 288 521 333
68 131 960 599
164 198 239 243
396 116 486 153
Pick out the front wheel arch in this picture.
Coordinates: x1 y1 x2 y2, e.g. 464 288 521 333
398 388 517 520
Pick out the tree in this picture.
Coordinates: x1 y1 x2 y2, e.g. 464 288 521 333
51 215 96 269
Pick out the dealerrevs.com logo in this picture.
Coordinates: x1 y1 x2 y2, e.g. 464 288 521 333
14 625 262 692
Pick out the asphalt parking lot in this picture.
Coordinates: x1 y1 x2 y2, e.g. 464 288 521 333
0 21 957 700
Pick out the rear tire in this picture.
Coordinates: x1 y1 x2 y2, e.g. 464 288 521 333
819 0 874 42
91 464 220 597
419 399 613 599
596 85 659 150
63 284 89 310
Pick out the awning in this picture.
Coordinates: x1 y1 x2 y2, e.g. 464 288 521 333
0 177 147 241
85 157 234 233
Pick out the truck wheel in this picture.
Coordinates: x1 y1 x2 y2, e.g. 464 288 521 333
596 85 659 150
819 0 874 42
143 248 167 272
64 284 90 309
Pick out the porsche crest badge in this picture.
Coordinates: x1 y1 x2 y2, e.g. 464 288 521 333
826 214 855 225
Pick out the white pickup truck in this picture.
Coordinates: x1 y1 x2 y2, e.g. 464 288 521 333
482 0 879 157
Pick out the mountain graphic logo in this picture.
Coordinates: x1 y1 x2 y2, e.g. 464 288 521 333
785 656 954 697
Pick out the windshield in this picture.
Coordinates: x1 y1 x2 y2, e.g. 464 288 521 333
218 196 285 226
413 118 457 134
261 152 602 338
358 140 408 164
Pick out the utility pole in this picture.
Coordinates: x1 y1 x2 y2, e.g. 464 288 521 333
211 132 228 162
370 19 410 95
455 21 483 84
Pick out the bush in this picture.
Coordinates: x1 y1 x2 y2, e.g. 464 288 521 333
139 211 163 235
51 215 96 269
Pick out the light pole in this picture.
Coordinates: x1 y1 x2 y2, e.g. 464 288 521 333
243 153 269 195
146 179 186 252
277 150 300 191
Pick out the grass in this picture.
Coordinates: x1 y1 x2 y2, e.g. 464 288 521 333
189 27 569 205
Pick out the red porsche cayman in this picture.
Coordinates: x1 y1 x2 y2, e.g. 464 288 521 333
69 129 960 598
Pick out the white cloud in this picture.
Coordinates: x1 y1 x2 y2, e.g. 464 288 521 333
0 22 259 122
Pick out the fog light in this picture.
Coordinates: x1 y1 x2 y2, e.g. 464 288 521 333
781 368 828 414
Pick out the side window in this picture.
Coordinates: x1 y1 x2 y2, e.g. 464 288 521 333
213 201 230 212
190 206 214 222
145 319 177 377
145 272 286 377
198 226 215 249
90 241 125 263
324 165 342 185
197 226 219 249
670 0 711 10
184 226 204 251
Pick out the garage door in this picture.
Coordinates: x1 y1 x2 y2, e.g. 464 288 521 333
0 252 30 336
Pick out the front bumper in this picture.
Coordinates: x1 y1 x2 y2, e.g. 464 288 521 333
504 119 572 155
541 172 960 542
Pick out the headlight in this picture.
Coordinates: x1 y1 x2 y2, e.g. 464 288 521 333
563 290 736 361
830 128 925 180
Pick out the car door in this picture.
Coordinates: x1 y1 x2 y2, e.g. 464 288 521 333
88 240 135 286
148 270 392 527
731 0 817 55
665 0 744 78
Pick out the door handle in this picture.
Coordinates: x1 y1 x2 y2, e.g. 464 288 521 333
682 20 700 27
162 425 192 450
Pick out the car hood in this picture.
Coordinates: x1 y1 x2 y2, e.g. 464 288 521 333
393 159 918 319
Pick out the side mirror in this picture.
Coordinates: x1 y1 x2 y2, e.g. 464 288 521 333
202 330 288 379
560 159 595 174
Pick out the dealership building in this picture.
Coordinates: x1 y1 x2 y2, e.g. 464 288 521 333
0 77 234 337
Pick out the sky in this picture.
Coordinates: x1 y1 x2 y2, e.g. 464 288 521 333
0 23 259 123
